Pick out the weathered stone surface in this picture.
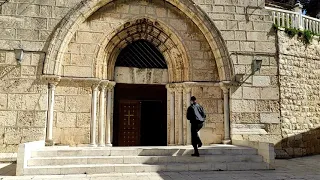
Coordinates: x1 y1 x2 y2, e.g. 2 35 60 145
0 0 288 152
4 127 22 145
260 87 279 100
76 113 90 128
56 112 77 128
63 66 93 77
65 96 91 112
253 76 271 87
278 31 320 157
55 96 66 111
114 67 168 84
232 112 260 124
8 94 47 110
0 111 17 127
17 111 35 127
59 128 90 146
34 111 46 127
243 87 260 99
231 100 256 113
260 113 280 124
232 124 267 135
21 128 45 143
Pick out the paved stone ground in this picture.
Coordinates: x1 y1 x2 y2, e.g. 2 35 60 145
0 155 319 180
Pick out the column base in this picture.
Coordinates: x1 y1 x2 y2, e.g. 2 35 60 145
89 144 97 147
45 139 54 146
105 143 113 147
98 144 105 147
168 144 176 146
222 139 232 145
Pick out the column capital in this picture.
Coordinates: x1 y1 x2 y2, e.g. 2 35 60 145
165 84 176 92
107 81 116 90
182 83 193 93
219 81 232 94
42 75 61 85
175 87 184 93
99 80 109 90
91 81 101 90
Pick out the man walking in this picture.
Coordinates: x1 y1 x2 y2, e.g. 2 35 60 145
187 96 206 157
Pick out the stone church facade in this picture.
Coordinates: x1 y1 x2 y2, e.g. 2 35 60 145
0 0 319 158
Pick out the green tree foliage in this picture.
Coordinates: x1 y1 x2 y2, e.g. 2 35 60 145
301 0 320 18
268 0 320 18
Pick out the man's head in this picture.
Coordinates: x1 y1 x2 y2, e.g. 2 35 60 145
190 96 196 104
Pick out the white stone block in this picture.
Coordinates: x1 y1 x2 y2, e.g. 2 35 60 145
243 87 260 99
86 166 115 174
212 163 227 171
166 164 188 171
260 87 279 100
227 162 250 171
231 100 256 112
260 113 280 123
114 165 135 173
57 150 83 157
252 76 271 87
188 163 212 171
84 149 110 156
24 167 61 175
60 167 86 175
110 150 138 156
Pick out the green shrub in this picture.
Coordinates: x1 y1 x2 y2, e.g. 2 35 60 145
284 28 298 38
303 30 313 44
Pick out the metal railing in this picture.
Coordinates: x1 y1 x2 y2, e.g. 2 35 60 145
265 6 320 35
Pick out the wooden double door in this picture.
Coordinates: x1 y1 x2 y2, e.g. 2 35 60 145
114 84 167 146
118 101 141 146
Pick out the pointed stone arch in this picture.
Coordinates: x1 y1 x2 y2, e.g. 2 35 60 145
43 0 234 81
95 17 190 82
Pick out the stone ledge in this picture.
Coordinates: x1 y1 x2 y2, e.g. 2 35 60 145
231 124 268 135
232 139 275 170
0 153 17 162
16 141 45 176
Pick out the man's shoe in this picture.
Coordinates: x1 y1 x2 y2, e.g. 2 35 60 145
191 153 200 157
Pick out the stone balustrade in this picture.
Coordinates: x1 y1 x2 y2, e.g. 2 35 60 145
266 4 320 34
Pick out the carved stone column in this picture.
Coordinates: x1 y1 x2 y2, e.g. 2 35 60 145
176 87 184 145
98 81 108 147
90 83 99 147
183 86 192 145
106 81 116 146
166 85 175 145
220 82 231 144
43 75 61 146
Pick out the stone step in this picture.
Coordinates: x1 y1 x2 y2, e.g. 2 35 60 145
23 162 269 175
27 155 263 166
31 146 257 158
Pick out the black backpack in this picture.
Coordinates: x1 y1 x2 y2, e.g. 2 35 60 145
193 104 206 122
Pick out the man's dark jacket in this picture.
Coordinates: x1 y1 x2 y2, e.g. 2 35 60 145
187 103 206 123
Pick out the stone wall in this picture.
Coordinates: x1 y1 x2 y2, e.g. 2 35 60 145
0 50 47 153
0 0 283 151
191 86 224 144
61 0 220 82
0 0 83 152
114 67 168 84
53 80 92 146
278 31 320 157
59 0 223 145
194 0 281 144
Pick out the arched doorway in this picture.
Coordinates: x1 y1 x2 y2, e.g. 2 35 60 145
113 40 168 146
41 0 234 147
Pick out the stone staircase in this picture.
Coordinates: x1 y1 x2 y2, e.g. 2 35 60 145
18 144 271 175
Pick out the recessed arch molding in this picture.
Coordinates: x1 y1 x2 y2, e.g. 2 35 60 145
43 0 234 81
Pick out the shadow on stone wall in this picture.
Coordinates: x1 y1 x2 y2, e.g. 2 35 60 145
275 127 320 159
